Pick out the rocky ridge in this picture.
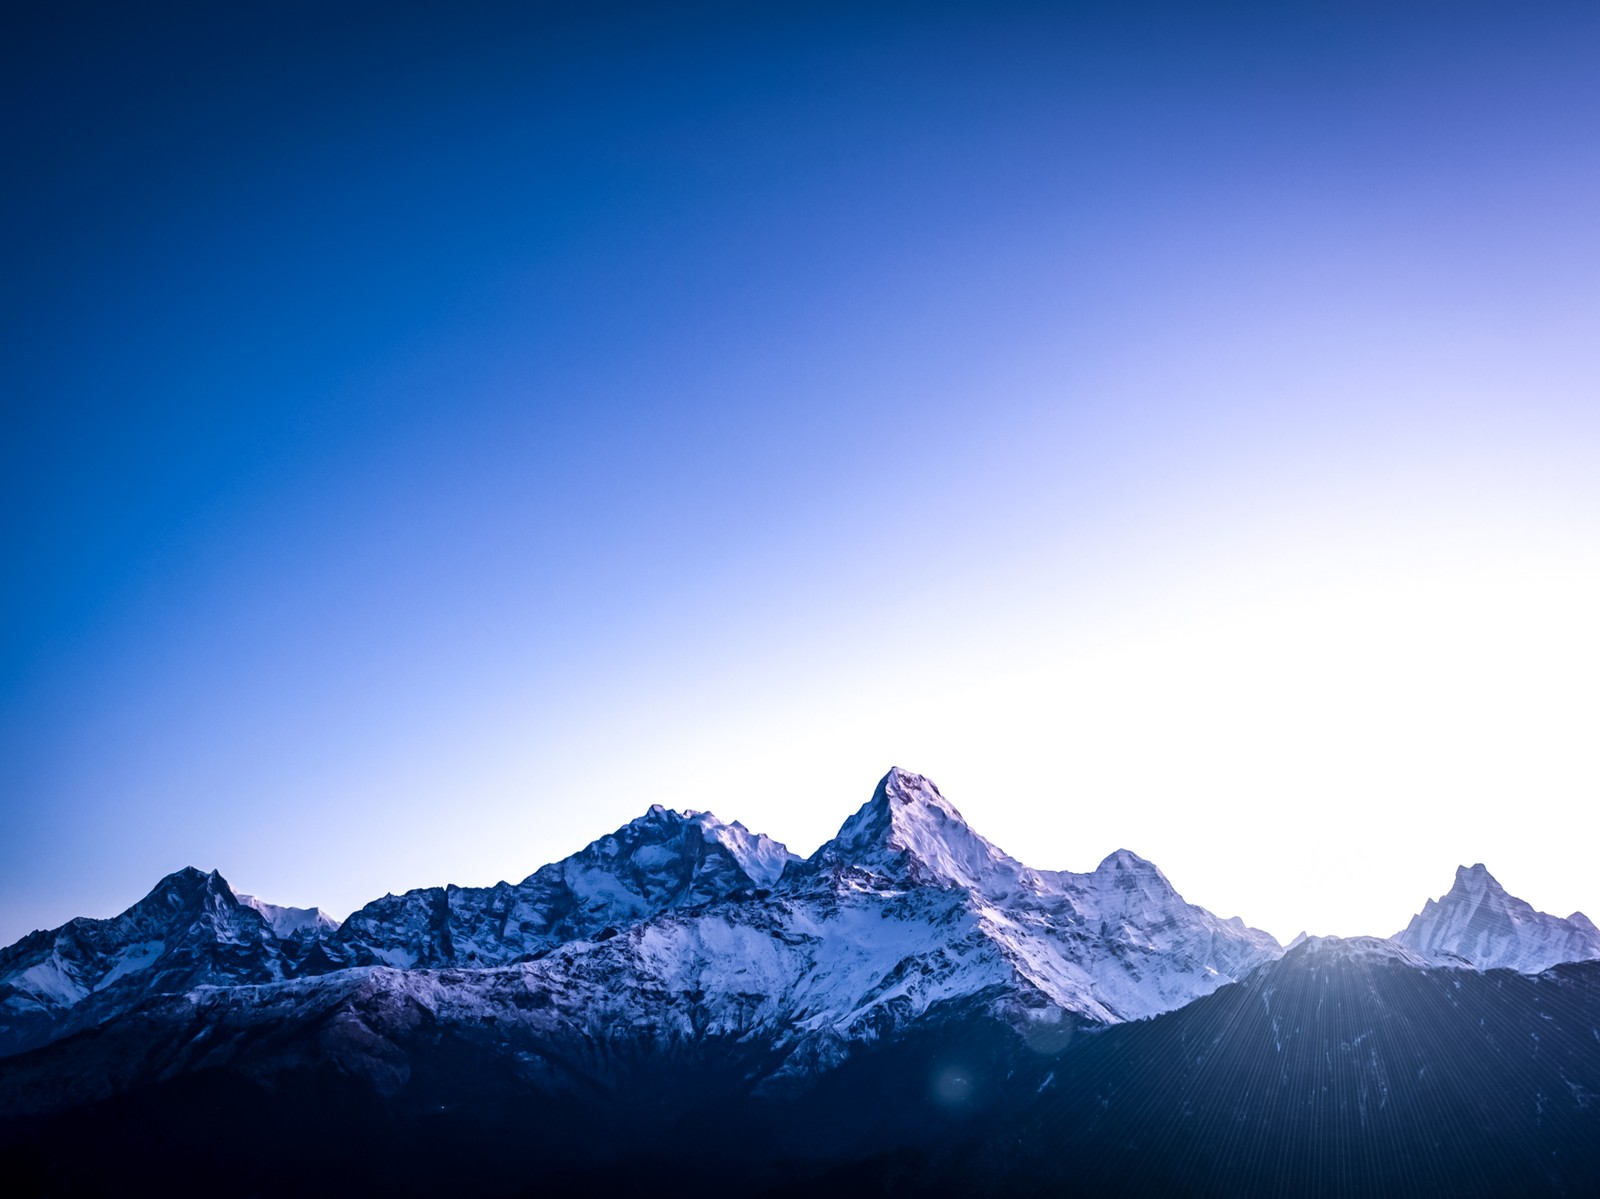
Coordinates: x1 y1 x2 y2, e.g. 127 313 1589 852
3 769 1595 1100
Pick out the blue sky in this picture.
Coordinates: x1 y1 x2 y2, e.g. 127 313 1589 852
4 1 1599 944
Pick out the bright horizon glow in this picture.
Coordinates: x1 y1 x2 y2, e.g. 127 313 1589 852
3 3 1598 947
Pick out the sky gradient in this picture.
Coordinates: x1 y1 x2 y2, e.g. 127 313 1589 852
4 1 1599 945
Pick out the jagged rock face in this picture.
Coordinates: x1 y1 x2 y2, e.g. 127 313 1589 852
0 768 1278 1076
1392 863 1600 973
32 767 1600 1109
799 768 1282 1022
810 768 1025 891
333 806 799 969
0 868 290 1056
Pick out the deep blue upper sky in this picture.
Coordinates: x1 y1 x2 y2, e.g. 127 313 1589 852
5 1 1599 943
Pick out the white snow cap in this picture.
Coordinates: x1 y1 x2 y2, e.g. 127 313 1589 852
1392 863 1600 974
233 892 341 938
1291 935 1432 970
818 766 1024 892
682 809 797 889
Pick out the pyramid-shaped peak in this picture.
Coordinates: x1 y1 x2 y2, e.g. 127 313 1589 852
141 866 237 910
882 766 948 797
878 766 968 817
837 768 977 845
812 767 1020 892
1093 848 1177 895
1394 862 1600 973
1097 848 1162 875
1452 863 1505 894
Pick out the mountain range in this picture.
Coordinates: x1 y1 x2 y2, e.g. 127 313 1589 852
2 767 1598 1197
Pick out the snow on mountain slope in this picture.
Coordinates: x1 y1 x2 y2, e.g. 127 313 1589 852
13 885 1049 1105
1286 934 1434 970
1392 863 1600 974
334 805 799 969
0 767 1275 1075
813 767 1025 892
798 768 1281 1021
0 868 291 1056
234 893 341 938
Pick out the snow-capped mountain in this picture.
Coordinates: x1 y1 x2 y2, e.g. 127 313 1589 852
15 771 1600 1093
0 768 1275 1074
235 893 341 939
9 904 1600 1198
794 768 1281 1023
334 804 799 969
0 867 299 1056
5 769 1600 1197
1392 862 1600 973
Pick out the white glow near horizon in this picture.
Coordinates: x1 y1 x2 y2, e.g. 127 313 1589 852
15 450 1599 949
505 495 1600 947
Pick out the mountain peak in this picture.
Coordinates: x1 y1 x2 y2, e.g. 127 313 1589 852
1287 935 1432 970
630 803 694 832
140 866 238 913
1096 848 1164 876
1091 848 1178 899
531 802 798 898
871 766 970 827
1451 863 1505 896
809 767 1020 891
683 810 796 889
339 801 802 971
1394 864 1600 974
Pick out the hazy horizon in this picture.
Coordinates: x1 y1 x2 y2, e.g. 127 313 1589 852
5 1 1599 947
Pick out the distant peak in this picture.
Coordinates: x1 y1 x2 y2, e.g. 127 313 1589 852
120 866 254 930
1287 935 1431 969
524 799 795 893
234 892 341 937
1097 848 1158 874
811 768 1017 892
1394 862 1600 973
628 804 777 841
1451 863 1506 896
638 803 687 824
1091 847 1177 898
630 804 748 832
149 866 233 898
882 765 937 796
848 768 975 843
